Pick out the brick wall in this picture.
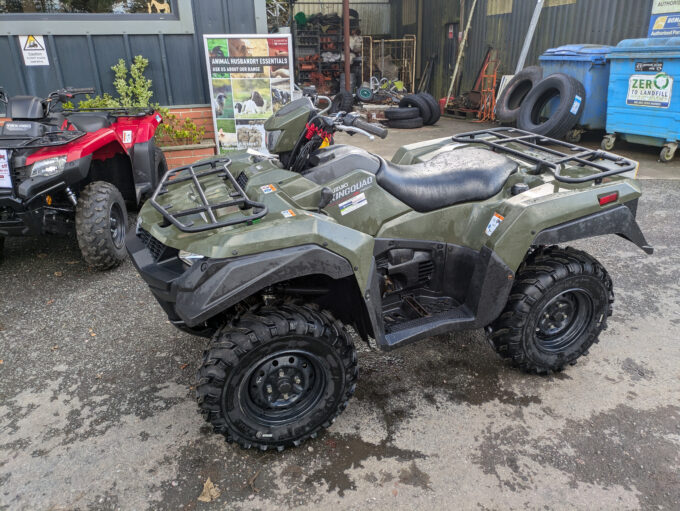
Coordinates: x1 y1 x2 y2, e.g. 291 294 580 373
162 144 217 169
157 105 216 146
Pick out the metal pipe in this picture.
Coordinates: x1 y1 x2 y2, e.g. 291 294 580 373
343 0 351 91
446 0 478 106
515 0 544 73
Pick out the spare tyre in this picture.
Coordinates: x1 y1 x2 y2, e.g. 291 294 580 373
386 116 424 129
495 66 543 124
417 92 441 125
517 73 586 139
398 94 432 124
385 107 421 120
330 90 354 113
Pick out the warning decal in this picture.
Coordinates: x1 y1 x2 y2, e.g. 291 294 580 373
485 212 504 236
18 35 50 66
339 192 367 216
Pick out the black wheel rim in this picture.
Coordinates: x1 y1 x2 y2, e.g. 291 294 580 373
535 289 593 353
109 203 125 249
239 349 326 426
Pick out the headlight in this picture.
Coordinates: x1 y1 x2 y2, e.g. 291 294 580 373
30 156 67 178
266 130 282 153
179 250 205 266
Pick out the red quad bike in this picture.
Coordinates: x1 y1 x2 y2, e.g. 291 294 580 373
0 87 166 269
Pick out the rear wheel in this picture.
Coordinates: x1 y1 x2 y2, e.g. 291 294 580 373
75 181 128 270
196 303 357 451
488 246 613 374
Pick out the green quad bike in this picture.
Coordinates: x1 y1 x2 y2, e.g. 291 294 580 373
127 95 653 451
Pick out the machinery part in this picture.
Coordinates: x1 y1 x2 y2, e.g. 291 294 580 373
329 90 354 114
64 187 78 206
384 107 421 120
398 94 433 125
601 134 616 151
417 92 441 125
565 128 583 144
356 86 374 102
495 66 543 123
517 73 586 139
75 181 128 270
660 143 677 163
195 304 357 451
488 246 613 374
386 116 424 129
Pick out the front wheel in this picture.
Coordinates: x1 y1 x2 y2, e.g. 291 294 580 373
488 246 613 374
196 304 358 451
75 181 128 270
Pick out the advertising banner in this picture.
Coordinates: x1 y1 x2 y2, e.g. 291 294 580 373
649 0 680 37
203 34 294 154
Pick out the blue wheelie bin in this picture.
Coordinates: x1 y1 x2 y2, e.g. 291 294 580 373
604 38 680 162
539 44 613 142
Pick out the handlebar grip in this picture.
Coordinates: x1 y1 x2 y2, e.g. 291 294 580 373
351 117 388 139
68 87 95 95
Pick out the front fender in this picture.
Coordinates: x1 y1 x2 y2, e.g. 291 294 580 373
175 245 354 326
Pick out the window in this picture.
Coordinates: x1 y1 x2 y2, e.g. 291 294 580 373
0 0 174 14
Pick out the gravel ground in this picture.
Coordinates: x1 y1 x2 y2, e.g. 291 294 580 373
1 124 679 510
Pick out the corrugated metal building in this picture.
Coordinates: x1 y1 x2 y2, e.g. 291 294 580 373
391 0 655 98
294 0 392 36
0 0 266 106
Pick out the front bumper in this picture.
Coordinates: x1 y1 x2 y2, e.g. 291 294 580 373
0 193 44 236
0 154 92 237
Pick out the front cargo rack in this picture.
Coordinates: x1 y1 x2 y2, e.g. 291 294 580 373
149 157 267 233
0 129 85 149
452 128 636 184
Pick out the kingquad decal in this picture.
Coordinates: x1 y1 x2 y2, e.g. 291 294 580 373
330 176 374 204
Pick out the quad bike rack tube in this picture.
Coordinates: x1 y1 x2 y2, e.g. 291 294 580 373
149 157 267 233
452 128 637 184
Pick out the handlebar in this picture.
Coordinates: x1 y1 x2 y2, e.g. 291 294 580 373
66 87 95 95
343 113 388 139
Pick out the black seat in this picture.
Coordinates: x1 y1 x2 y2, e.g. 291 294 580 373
65 113 112 132
376 147 517 212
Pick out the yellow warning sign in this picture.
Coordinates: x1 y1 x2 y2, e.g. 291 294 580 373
18 35 49 66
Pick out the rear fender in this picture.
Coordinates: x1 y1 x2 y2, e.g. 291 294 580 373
533 200 653 254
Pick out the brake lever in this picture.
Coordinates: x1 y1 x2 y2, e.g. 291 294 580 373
335 124 375 141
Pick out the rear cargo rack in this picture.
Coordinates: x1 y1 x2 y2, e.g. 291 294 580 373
452 128 636 183
149 157 267 233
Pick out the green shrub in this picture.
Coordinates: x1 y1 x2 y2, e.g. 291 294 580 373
66 55 205 146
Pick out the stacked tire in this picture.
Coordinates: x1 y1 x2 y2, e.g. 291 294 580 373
384 92 440 128
496 66 586 140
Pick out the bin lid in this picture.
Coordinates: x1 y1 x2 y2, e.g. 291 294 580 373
542 44 613 56
540 44 612 63
608 37 680 57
